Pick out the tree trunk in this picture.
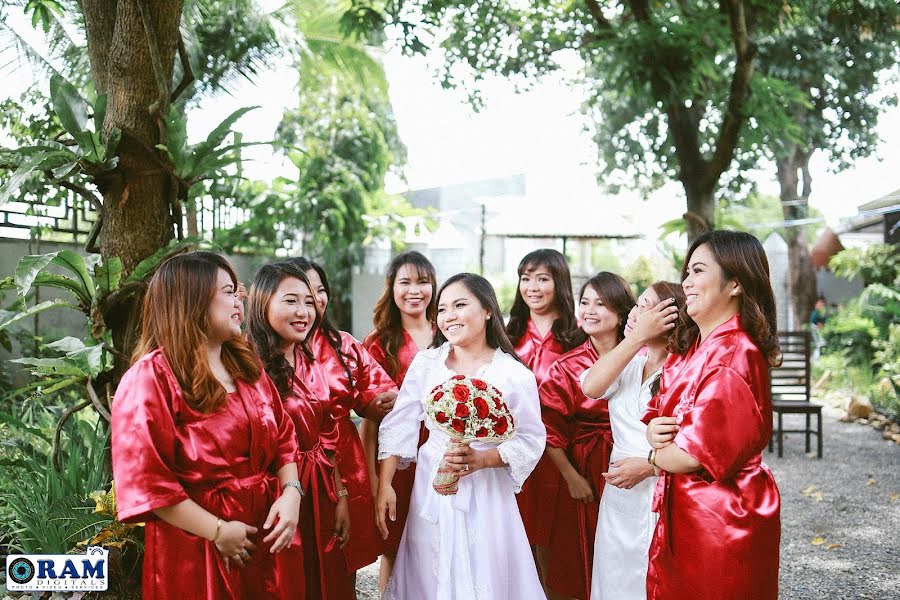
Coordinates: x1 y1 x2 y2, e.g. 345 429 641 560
81 0 184 371
683 183 716 243
776 147 817 330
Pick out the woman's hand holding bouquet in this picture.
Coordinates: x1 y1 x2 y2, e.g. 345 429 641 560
426 375 516 495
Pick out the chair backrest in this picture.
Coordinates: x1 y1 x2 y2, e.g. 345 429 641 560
771 330 811 403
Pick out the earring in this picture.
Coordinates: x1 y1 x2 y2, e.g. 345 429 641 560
486 315 491 320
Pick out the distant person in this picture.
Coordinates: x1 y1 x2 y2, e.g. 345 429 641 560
810 297 828 329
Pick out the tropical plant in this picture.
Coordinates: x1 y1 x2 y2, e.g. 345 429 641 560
0 409 111 554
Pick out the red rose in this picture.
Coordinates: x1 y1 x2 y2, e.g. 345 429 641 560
454 403 470 418
472 378 488 391
474 398 489 419
451 418 466 433
452 375 465 380
431 384 442 394
433 391 444 401
452 385 470 402
493 416 509 435
491 386 502 396
475 427 489 438
493 398 503 410
436 411 449 423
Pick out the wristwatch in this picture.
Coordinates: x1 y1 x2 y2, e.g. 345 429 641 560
336 487 349 499
282 480 304 497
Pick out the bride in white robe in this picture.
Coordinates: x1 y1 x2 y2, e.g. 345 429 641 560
376 273 546 600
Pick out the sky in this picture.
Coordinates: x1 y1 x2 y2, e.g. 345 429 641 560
4 5 899 236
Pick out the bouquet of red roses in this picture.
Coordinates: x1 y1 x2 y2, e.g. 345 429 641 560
425 375 516 495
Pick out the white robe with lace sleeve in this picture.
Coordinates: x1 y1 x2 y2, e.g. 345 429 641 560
379 342 546 600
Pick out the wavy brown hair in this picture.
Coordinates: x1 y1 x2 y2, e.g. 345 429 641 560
371 251 437 378
672 230 781 367
432 273 524 366
506 249 578 351
567 271 636 348
132 251 260 412
247 262 320 400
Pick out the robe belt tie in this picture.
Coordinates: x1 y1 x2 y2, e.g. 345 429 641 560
652 451 765 551
297 441 338 502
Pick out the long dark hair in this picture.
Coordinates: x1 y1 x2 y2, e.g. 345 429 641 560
287 256 355 386
247 262 320 399
567 271 636 348
371 251 437 378
505 249 577 351
133 251 260 412
672 230 781 367
432 273 524 365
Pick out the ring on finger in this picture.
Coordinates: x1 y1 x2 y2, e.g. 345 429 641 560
463 463 469 472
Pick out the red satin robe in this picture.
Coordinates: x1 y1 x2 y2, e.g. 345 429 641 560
112 350 300 600
278 347 355 600
363 330 429 554
513 318 565 547
641 315 781 600
311 330 398 570
541 340 613 600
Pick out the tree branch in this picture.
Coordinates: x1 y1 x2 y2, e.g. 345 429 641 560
799 150 813 202
137 0 171 118
628 0 651 23
87 377 112 422
52 398 92 472
48 173 104 213
169 32 195 104
705 0 756 188
85 213 103 254
584 0 614 31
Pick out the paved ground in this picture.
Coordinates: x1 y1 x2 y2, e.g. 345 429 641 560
356 408 900 599
769 408 900 599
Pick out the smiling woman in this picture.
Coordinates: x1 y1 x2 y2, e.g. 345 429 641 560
375 273 546 599
361 251 438 593
111 251 302 600
643 231 782 600
248 262 355 600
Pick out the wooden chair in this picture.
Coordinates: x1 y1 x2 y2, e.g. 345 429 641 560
768 330 823 458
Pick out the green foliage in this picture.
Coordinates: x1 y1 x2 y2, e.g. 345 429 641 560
829 244 900 287
156 105 264 186
817 241 900 416
623 256 656 297
755 0 900 167
0 75 118 206
0 410 111 554
183 0 282 98
216 5 408 326
822 311 879 366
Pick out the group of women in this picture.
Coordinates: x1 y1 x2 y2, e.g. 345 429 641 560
111 229 782 600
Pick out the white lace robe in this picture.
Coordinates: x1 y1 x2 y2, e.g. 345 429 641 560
379 343 546 600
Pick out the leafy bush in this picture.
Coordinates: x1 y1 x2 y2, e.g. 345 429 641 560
0 409 111 554
829 244 899 287
822 311 879 366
